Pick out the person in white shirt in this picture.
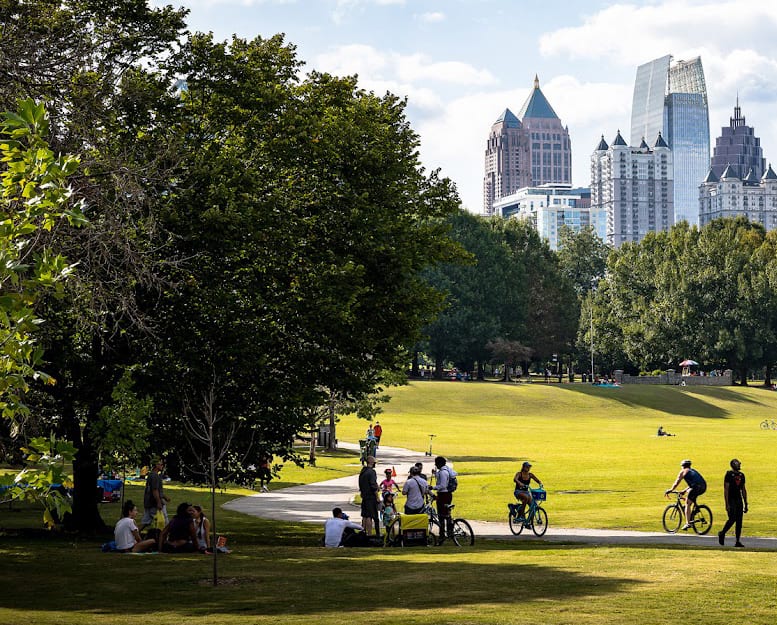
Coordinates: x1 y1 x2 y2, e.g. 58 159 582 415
324 507 364 548
402 465 428 514
115 500 157 552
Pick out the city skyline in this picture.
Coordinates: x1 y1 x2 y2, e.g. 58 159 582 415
159 0 777 214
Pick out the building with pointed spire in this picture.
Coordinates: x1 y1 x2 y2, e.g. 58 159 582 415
709 98 765 180
483 108 530 216
590 130 674 247
483 76 571 215
699 162 777 228
630 55 709 226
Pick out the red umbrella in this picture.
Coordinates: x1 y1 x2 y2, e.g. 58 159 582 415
679 359 699 366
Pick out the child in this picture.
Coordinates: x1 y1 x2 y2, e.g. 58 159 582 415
379 468 399 495
381 491 397 528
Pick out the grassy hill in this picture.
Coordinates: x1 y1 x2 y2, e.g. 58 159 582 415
337 381 777 533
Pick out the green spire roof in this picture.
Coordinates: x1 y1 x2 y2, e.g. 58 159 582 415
495 108 521 128
517 75 559 120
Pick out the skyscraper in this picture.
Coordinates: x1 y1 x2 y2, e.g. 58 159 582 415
483 108 530 216
590 130 674 248
709 99 765 180
630 56 709 226
518 76 572 187
483 76 571 215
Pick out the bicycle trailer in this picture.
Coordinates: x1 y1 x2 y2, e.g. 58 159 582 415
392 514 429 546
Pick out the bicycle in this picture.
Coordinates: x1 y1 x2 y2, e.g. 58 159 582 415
507 488 549 537
423 493 475 546
760 419 777 430
662 491 713 534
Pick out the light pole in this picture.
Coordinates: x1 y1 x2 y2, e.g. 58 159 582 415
590 305 594 378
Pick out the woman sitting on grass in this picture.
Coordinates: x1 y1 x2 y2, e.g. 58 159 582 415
192 505 212 553
115 500 157 553
159 502 198 553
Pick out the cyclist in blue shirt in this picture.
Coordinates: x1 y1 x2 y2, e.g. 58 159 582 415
665 459 707 530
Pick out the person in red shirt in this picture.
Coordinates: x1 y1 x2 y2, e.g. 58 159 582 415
373 421 383 445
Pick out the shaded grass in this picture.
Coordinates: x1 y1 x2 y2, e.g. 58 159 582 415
1 535 776 625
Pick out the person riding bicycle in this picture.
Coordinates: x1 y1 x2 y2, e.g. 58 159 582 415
513 461 543 520
665 459 707 530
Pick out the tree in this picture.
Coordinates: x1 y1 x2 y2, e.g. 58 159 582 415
1 0 188 532
557 225 610 297
424 212 524 379
147 33 462 478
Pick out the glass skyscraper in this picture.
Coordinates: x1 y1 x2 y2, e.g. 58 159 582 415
630 56 709 226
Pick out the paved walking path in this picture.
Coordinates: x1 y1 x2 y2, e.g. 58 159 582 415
223 442 777 549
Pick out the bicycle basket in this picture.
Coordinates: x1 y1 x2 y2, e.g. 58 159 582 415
531 488 546 501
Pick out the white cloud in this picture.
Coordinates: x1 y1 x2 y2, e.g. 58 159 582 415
418 11 445 23
332 0 405 24
314 45 495 88
540 1 777 65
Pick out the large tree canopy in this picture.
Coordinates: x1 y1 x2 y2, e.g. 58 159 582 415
2 0 462 530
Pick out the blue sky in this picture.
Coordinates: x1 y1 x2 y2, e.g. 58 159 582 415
159 0 777 212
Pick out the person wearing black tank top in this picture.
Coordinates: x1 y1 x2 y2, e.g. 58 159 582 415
513 461 543 519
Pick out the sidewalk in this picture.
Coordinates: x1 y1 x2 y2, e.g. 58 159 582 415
223 443 777 549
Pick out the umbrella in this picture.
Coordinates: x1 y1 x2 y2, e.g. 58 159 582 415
679 359 699 366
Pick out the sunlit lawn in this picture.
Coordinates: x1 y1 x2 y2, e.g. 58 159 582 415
336 381 777 533
3 380 777 625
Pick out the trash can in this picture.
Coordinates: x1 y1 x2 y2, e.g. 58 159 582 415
317 426 331 448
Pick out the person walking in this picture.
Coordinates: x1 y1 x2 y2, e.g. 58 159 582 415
718 458 748 547
373 421 383 446
140 458 169 530
358 455 380 537
665 459 707 530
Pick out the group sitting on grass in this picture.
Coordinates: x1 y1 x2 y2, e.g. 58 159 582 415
110 500 214 554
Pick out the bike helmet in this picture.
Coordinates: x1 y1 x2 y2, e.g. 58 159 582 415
680 459 692 467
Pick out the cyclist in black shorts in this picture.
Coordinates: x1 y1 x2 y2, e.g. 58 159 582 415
665 459 707 530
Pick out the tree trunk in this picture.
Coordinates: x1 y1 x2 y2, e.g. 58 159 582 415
66 402 107 533
326 393 337 451
308 428 316 465
434 355 444 380
740 367 748 386
411 351 419 377
765 363 773 388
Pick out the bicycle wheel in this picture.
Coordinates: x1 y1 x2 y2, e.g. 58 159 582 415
428 519 440 545
451 519 475 546
531 507 549 536
662 504 683 533
691 504 713 535
384 518 402 547
761 420 770 430
508 509 525 535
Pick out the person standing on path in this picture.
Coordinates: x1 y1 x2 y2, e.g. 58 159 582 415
358 455 380 537
373 421 383 446
429 456 455 542
140 458 169 530
402 465 429 514
718 458 748 547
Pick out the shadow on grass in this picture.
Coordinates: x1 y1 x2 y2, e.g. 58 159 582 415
556 384 732 418
447 456 516 463
0 539 642 617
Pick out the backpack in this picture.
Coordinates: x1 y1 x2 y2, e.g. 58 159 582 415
444 467 458 493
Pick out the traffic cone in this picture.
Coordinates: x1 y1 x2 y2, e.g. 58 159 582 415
392 466 397 477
